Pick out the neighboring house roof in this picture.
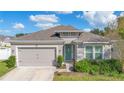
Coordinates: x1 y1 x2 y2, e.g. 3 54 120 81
12 25 110 43
0 35 13 43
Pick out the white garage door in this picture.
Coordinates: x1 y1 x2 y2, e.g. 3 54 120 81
18 47 56 66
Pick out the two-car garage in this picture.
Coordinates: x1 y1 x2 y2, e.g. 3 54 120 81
17 47 56 66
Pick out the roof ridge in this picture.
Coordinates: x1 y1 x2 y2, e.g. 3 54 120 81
13 25 77 40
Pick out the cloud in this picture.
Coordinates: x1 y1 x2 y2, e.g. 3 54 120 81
30 14 60 29
13 23 24 30
0 29 13 36
76 15 82 18
29 14 58 23
83 28 91 32
79 11 117 28
120 12 124 17
0 19 4 23
55 11 73 14
35 23 60 30
0 29 9 33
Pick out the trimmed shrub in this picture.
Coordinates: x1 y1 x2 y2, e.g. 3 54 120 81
89 65 99 75
90 59 100 65
99 59 122 75
57 55 64 67
99 60 111 75
109 59 122 73
74 59 123 75
6 56 16 68
74 59 90 73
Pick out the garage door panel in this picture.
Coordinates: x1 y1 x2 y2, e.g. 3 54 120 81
18 48 55 66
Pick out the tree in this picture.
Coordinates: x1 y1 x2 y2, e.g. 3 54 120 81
16 33 25 37
103 26 112 35
118 28 124 39
117 17 124 39
104 27 111 32
90 28 104 36
107 20 118 31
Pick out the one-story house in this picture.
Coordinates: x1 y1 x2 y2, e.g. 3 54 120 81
11 25 112 67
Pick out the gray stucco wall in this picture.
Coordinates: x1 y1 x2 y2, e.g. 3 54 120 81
76 43 84 61
11 42 112 62
111 40 124 60
104 45 111 59
11 45 16 56
62 37 78 44
11 44 63 57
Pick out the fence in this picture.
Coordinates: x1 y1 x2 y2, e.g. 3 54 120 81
0 48 11 60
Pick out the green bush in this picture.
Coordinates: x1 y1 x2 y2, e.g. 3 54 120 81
118 28 124 39
109 59 122 73
89 65 99 75
99 60 111 75
74 59 90 73
6 56 16 68
57 55 64 67
74 59 122 75
99 59 122 75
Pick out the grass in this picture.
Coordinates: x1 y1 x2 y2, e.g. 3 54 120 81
0 62 14 77
53 72 124 81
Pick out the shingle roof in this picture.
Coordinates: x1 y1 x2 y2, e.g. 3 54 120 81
78 32 110 42
13 25 110 42
13 25 77 40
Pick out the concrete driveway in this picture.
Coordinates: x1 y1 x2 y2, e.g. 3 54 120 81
0 67 56 81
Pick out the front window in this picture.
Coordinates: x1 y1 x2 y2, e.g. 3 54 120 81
60 32 79 37
85 46 103 59
95 46 102 59
62 32 68 36
86 46 93 59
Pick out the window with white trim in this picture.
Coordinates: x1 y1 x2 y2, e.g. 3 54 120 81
85 46 103 59
85 46 93 59
60 32 79 37
95 46 102 59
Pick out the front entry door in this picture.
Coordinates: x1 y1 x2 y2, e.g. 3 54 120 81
65 44 73 61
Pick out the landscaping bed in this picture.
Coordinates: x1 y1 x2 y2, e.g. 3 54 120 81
53 72 124 81
0 56 16 77
54 59 124 81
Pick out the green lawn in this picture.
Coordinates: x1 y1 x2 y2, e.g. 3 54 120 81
0 62 14 77
53 72 124 81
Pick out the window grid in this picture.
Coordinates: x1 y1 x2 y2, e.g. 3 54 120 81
85 46 103 59
95 46 102 59
85 46 93 59
60 32 79 37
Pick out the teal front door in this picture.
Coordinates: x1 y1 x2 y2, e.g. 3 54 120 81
65 44 72 61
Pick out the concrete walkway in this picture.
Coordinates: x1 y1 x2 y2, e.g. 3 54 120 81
0 67 56 81
66 63 73 72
